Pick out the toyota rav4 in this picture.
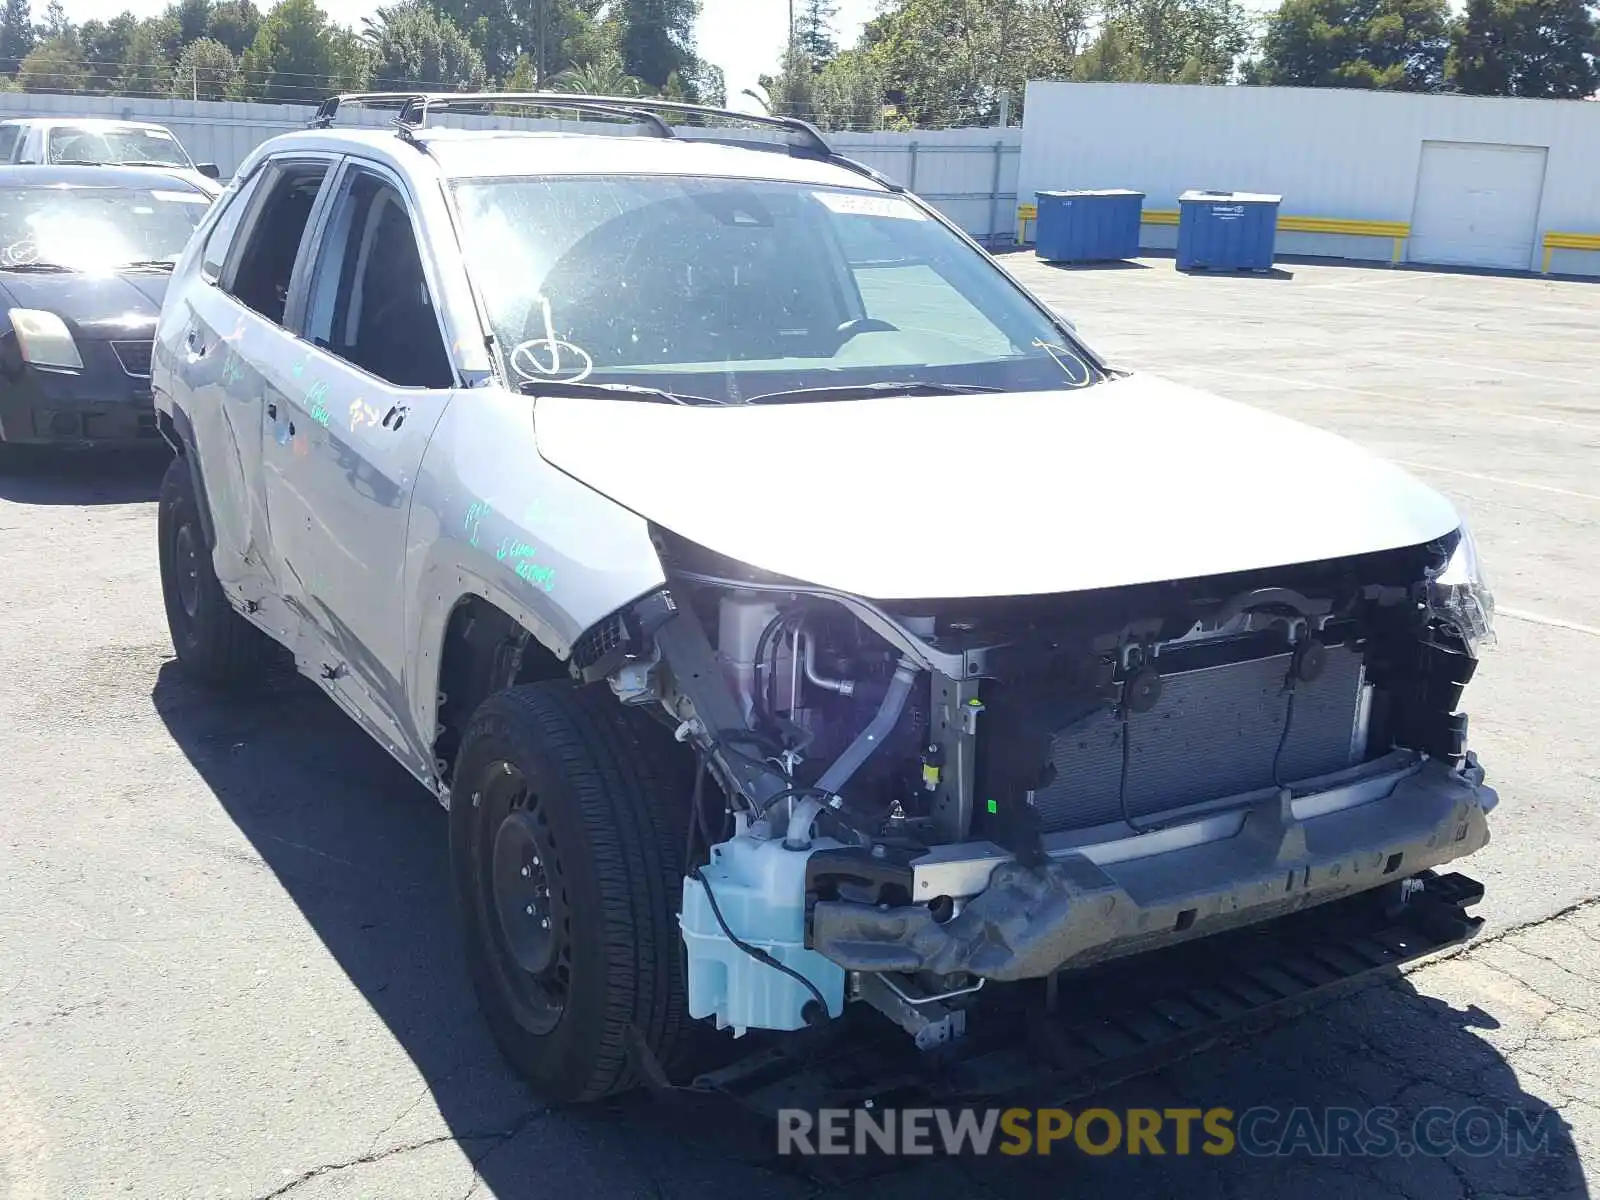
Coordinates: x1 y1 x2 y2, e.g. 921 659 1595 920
152 93 1499 1105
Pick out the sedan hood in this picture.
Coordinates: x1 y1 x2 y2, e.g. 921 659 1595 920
532 374 1461 600
0 271 166 338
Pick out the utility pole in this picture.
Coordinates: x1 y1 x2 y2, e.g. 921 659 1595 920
788 0 795 45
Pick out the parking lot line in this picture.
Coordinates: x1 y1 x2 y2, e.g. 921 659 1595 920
1394 461 1600 504
1498 607 1600 638
1180 365 1583 431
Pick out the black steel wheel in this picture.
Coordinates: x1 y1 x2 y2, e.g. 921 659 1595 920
157 456 272 685
478 760 573 1034
451 681 696 1102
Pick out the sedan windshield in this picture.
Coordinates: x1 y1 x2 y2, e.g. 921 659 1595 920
48 125 192 168
0 184 211 272
451 175 1100 403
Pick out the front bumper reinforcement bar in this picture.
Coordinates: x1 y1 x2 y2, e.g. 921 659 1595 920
810 758 1492 981
692 870 1485 1120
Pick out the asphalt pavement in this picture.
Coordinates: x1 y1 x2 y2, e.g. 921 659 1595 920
1 254 1596 1198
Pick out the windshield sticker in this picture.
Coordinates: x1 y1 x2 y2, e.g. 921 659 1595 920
814 192 927 221
509 294 593 385
153 190 210 204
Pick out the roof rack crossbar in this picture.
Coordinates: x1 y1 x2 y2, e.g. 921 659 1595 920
310 91 673 138
309 91 834 158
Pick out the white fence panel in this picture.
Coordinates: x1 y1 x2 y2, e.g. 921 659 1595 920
0 92 1025 242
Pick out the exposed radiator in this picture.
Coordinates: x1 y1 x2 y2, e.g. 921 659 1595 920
1030 646 1367 833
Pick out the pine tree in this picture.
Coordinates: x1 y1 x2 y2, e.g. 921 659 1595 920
0 0 34 74
796 0 838 70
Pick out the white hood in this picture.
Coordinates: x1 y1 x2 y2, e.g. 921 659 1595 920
532 373 1460 600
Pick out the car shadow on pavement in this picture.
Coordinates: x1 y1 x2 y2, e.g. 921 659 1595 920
150 662 1589 1200
0 445 168 505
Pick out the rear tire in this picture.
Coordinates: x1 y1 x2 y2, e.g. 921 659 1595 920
450 681 696 1103
158 456 272 685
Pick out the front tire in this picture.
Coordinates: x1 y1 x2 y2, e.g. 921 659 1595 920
158 456 272 685
450 682 695 1103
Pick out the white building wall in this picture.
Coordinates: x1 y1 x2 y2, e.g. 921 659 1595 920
0 93 1024 241
1017 81 1600 274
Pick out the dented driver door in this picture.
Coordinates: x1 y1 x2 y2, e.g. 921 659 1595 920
259 158 458 770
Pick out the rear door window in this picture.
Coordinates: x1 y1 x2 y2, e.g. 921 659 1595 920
224 160 332 326
0 126 19 162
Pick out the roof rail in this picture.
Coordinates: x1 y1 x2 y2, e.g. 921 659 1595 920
309 91 834 158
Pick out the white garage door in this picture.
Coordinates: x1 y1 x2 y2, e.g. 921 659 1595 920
1408 141 1548 271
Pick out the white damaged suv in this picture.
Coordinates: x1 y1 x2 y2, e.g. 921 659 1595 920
152 93 1499 1104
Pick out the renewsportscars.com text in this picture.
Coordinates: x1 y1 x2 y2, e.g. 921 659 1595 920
777 1105 1561 1158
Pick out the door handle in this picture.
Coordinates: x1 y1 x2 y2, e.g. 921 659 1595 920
266 402 277 420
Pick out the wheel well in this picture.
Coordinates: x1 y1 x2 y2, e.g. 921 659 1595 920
433 596 569 785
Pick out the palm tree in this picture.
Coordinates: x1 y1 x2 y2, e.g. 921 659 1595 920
740 83 774 113
552 56 647 97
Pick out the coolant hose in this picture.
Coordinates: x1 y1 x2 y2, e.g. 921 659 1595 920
784 655 920 849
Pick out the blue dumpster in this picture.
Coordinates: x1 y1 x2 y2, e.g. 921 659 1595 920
1176 190 1281 271
1035 189 1145 263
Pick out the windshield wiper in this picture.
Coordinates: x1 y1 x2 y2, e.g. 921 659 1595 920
516 378 728 406
115 159 187 169
118 259 176 272
0 261 74 273
744 381 1004 406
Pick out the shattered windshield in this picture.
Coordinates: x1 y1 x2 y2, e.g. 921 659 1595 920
450 174 1099 403
47 125 193 168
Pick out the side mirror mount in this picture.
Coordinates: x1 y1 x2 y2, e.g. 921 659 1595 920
196 162 221 180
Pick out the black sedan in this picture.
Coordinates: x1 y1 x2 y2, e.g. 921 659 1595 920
0 165 212 453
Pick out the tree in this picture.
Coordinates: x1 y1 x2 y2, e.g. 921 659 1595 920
167 0 212 45
553 48 645 94
0 0 34 75
863 0 1093 127
36 0 66 38
1079 0 1250 83
207 0 261 56
693 60 725 104
758 40 818 117
237 0 368 102
1448 0 1599 97
814 48 886 129
617 0 700 92
796 0 838 69
79 14 137 92
1252 0 1452 90
171 35 239 98
431 0 603 85
119 15 180 95
364 0 486 89
17 32 86 90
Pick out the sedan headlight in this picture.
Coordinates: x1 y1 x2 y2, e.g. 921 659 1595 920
10 308 83 371
1427 523 1496 652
